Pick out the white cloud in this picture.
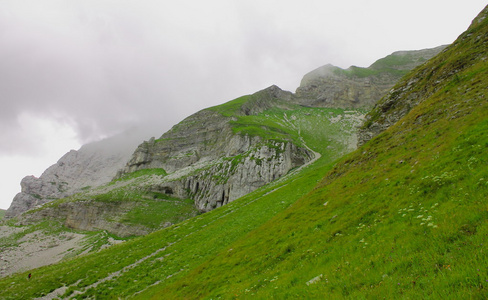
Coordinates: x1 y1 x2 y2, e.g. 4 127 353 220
0 114 81 209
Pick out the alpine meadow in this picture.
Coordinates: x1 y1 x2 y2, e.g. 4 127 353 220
1 5 488 300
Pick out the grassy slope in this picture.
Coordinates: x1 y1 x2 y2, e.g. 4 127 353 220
0 106 360 299
144 8 488 299
0 209 5 221
2 9 487 299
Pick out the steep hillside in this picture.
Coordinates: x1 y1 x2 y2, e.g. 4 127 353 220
0 88 364 279
0 5 485 299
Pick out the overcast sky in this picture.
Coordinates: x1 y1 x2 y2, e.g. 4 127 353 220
0 1 486 209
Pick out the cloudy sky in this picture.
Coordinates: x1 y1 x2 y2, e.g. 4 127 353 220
0 1 486 209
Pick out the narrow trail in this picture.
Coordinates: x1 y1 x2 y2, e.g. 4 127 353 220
39 245 173 300
282 113 322 171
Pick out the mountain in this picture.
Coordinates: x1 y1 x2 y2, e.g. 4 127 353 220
113 86 315 212
111 47 444 213
3 46 444 222
1 5 483 297
294 45 446 108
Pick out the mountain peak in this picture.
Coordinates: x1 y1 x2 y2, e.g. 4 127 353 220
294 46 446 109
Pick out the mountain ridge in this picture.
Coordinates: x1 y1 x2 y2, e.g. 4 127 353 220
4 46 444 221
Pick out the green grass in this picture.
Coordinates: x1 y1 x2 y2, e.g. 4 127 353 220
113 168 168 183
207 95 252 117
1 8 487 299
121 196 198 229
229 107 302 144
0 104 360 299
369 52 422 72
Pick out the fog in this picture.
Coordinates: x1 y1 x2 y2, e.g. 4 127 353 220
0 0 487 209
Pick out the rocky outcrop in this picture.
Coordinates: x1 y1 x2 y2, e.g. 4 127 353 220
141 139 312 211
5 132 143 218
117 86 313 212
294 46 447 109
19 201 149 237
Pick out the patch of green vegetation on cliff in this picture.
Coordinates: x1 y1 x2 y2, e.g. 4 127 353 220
333 63 409 79
229 109 299 144
369 53 422 72
113 168 167 183
0 209 5 221
207 95 252 117
332 65 380 78
89 190 199 230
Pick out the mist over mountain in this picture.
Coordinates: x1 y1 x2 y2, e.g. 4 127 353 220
1 4 488 299
4 46 444 220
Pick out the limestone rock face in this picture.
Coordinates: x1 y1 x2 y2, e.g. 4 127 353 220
295 64 394 109
169 140 311 211
117 110 235 175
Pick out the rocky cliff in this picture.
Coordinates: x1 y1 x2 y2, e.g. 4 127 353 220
294 46 446 109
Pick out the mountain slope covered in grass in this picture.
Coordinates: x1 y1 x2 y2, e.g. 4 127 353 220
1 5 488 299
